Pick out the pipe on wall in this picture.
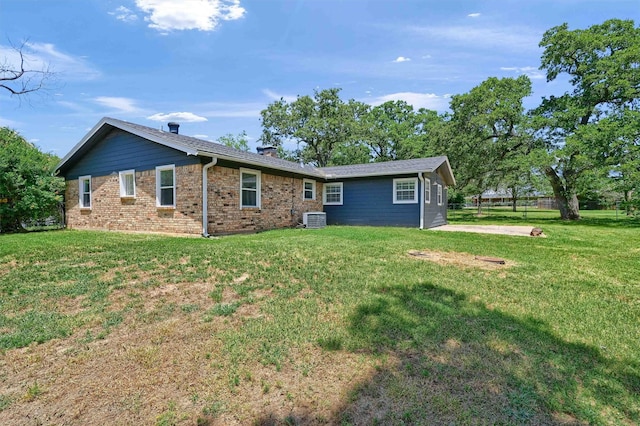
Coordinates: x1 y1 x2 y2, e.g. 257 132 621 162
202 156 218 237
418 172 425 230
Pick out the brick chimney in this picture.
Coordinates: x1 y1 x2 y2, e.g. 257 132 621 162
257 146 277 158
167 122 180 134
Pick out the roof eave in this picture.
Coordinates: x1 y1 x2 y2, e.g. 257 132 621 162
324 168 437 180
195 150 324 179
323 157 456 186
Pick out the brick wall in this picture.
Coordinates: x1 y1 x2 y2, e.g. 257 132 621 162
206 166 323 235
65 164 203 234
65 163 324 235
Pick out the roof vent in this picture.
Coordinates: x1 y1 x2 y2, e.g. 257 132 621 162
167 122 180 134
257 146 278 158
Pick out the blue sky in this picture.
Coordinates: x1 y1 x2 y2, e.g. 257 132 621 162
1 0 638 157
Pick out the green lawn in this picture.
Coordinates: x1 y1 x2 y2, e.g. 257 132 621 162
0 213 638 424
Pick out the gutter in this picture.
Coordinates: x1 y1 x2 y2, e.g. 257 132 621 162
418 172 425 230
202 156 218 237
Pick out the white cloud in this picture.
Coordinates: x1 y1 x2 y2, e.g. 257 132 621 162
393 56 411 63
109 6 138 22
409 25 540 52
262 89 297 103
369 92 449 111
468 13 481 18
193 134 210 139
0 42 101 80
500 66 545 79
134 0 246 32
147 112 208 122
94 96 141 113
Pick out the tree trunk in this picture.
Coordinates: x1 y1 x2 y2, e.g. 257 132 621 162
545 167 580 220
477 192 483 215
624 190 633 216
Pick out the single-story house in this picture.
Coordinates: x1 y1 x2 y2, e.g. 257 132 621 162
55 117 455 236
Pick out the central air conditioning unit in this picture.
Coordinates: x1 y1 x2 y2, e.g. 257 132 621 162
303 212 326 229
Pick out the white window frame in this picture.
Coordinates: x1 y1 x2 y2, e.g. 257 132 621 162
156 164 176 208
303 179 316 201
424 178 431 204
323 182 343 205
437 183 443 206
393 178 419 204
240 168 261 209
78 175 91 209
119 169 136 198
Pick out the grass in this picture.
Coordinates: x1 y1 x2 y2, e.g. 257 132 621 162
0 210 638 424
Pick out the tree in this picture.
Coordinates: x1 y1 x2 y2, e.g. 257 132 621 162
535 19 640 219
594 108 640 214
0 127 64 232
445 75 533 214
1 39 56 99
218 130 250 152
260 88 368 167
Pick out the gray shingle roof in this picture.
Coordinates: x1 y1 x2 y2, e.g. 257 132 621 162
56 117 455 185
321 157 451 178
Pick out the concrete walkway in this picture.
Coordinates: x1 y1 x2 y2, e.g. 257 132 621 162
429 224 544 237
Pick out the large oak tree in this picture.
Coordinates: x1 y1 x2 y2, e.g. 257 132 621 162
535 19 640 219
260 88 368 167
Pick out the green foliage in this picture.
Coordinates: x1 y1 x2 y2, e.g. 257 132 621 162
260 90 447 166
535 19 640 219
447 190 465 209
217 130 250 152
260 88 368 166
359 100 442 161
444 76 533 202
0 127 64 232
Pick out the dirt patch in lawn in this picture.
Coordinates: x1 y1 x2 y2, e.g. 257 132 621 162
0 283 379 425
408 249 513 270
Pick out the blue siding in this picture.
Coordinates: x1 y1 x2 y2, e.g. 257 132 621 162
63 129 201 179
423 172 448 228
325 177 420 227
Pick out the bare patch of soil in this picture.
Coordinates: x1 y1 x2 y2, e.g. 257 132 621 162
408 249 513 270
0 279 378 425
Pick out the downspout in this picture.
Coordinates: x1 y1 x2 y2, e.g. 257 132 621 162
418 172 425 230
202 156 218 237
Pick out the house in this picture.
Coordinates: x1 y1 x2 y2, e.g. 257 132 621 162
55 117 455 236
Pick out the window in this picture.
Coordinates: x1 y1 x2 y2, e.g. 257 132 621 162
437 184 443 206
323 182 343 205
79 175 91 208
156 165 175 208
119 169 136 198
393 178 418 204
303 179 316 200
424 178 431 204
240 168 261 209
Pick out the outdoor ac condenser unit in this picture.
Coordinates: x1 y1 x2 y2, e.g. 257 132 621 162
303 212 326 229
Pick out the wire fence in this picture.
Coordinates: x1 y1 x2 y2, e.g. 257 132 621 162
447 200 638 220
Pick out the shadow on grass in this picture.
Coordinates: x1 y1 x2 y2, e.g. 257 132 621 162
330 283 640 425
